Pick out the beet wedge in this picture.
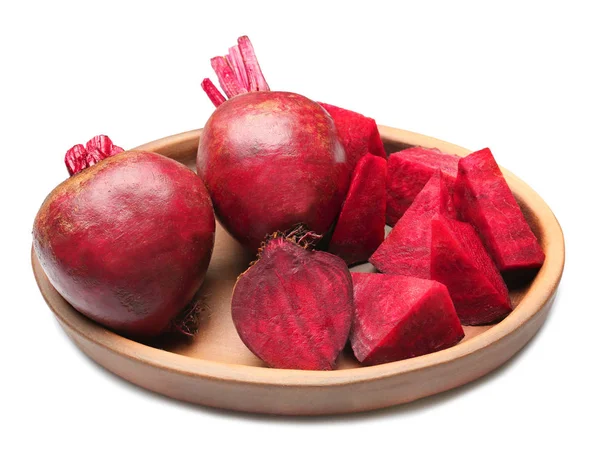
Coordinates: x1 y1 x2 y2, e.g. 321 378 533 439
370 170 455 278
387 147 459 225
431 215 512 325
454 148 545 281
231 232 353 370
329 154 387 265
318 102 387 171
351 273 464 365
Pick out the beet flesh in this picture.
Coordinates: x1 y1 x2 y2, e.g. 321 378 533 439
454 148 545 277
318 102 387 170
431 215 512 325
197 91 350 250
33 150 216 338
387 147 459 225
351 273 464 365
329 154 387 265
370 170 455 278
231 236 353 370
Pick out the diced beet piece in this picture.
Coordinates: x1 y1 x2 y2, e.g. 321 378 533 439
454 148 545 278
386 147 460 225
350 273 464 365
319 102 387 171
370 170 455 278
431 215 512 325
329 154 387 265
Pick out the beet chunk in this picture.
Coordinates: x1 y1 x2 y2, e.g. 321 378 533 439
386 147 459 225
431 215 512 325
231 233 353 370
370 170 455 278
329 154 387 265
350 273 464 365
454 148 545 278
319 102 387 171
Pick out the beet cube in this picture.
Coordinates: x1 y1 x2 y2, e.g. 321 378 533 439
370 170 455 278
329 154 387 265
454 148 545 277
386 147 459 225
350 273 464 365
319 102 387 171
431 215 512 325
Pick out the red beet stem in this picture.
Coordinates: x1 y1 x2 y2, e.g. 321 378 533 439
227 45 250 91
201 78 226 107
237 35 270 92
64 135 124 176
210 56 246 98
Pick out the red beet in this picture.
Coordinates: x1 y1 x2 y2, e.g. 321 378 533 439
318 102 387 170
197 91 350 250
231 231 353 370
387 147 459 225
431 215 512 325
33 137 216 338
329 154 387 265
351 273 464 365
370 170 455 278
454 148 545 278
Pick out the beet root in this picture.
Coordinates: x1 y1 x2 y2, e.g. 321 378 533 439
431 215 512 325
33 141 216 338
318 102 387 171
329 154 387 265
387 147 459 225
198 91 350 250
231 231 353 370
454 148 545 279
351 272 464 365
370 170 455 278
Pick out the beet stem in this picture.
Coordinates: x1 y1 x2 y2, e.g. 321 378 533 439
227 45 250 91
201 78 226 107
210 56 246 98
237 36 270 92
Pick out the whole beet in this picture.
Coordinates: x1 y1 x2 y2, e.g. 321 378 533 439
197 91 350 250
34 146 216 338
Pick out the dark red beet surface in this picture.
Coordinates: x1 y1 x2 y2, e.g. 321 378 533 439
231 237 353 370
370 170 455 278
431 215 512 325
454 148 545 275
197 91 350 250
329 154 387 265
33 151 216 338
351 273 464 365
318 102 387 171
387 147 459 225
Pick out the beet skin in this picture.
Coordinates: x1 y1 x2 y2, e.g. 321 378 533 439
351 273 464 365
454 148 545 278
329 154 387 265
197 91 351 250
370 170 455 278
231 235 353 370
33 150 216 338
387 147 459 225
431 215 512 325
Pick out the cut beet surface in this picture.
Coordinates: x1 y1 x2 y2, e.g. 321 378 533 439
319 102 387 171
431 215 512 325
329 154 387 265
386 147 459 225
454 148 545 281
370 170 455 279
350 273 464 366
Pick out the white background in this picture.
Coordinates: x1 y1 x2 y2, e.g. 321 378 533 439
1 1 598 452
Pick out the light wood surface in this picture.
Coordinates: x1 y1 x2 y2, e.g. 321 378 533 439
31 126 564 415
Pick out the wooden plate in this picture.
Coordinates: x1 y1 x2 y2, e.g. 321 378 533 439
31 126 564 415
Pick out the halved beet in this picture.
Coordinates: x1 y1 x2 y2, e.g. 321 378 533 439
387 147 459 225
318 102 387 171
328 154 387 265
350 273 464 365
431 215 512 325
454 148 545 279
231 232 353 370
369 170 455 278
